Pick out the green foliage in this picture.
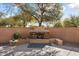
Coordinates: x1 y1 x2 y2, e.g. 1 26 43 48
54 21 63 28
63 16 79 27
69 16 79 27
0 19 8 27
63 19 75 27
0 3 63 28
16 3 63 27
0 16 24 28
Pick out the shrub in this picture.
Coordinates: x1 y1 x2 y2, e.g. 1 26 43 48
13 32 21 40
54 21 63 28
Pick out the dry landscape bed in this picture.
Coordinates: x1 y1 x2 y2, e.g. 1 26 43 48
0 44 79 56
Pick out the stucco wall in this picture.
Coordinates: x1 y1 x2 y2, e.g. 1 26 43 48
0 28 29 43
0 27 79 44
49 27 79 44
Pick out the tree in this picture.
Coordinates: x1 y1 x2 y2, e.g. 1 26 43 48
0 12 6 27
69 16 79 27
63 16 79 27
63 19 75 27
0 12 5 18
0 19 9 27
11 12 34 27
0 16 22 27
15 3 63 27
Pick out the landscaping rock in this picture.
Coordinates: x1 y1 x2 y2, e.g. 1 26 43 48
1 44 79 56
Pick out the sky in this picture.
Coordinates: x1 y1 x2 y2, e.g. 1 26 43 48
0 3 79 19
0 3 21 17
62 3 79 19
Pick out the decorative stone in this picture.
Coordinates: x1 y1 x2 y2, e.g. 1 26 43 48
55 39 63 46
9 40 19 46
38 51 47 56
2 44 79 56
24 52 32 56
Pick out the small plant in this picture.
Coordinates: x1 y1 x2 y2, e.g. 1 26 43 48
13 32 21 40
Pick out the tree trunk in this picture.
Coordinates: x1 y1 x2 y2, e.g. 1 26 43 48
23 20 26 27
39 22 42 27
38 4 44 27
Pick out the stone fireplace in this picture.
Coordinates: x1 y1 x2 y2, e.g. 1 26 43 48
28 29 50 44
28 27 63 45
29 30 49 39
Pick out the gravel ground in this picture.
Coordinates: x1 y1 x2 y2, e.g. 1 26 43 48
0 44 79 56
